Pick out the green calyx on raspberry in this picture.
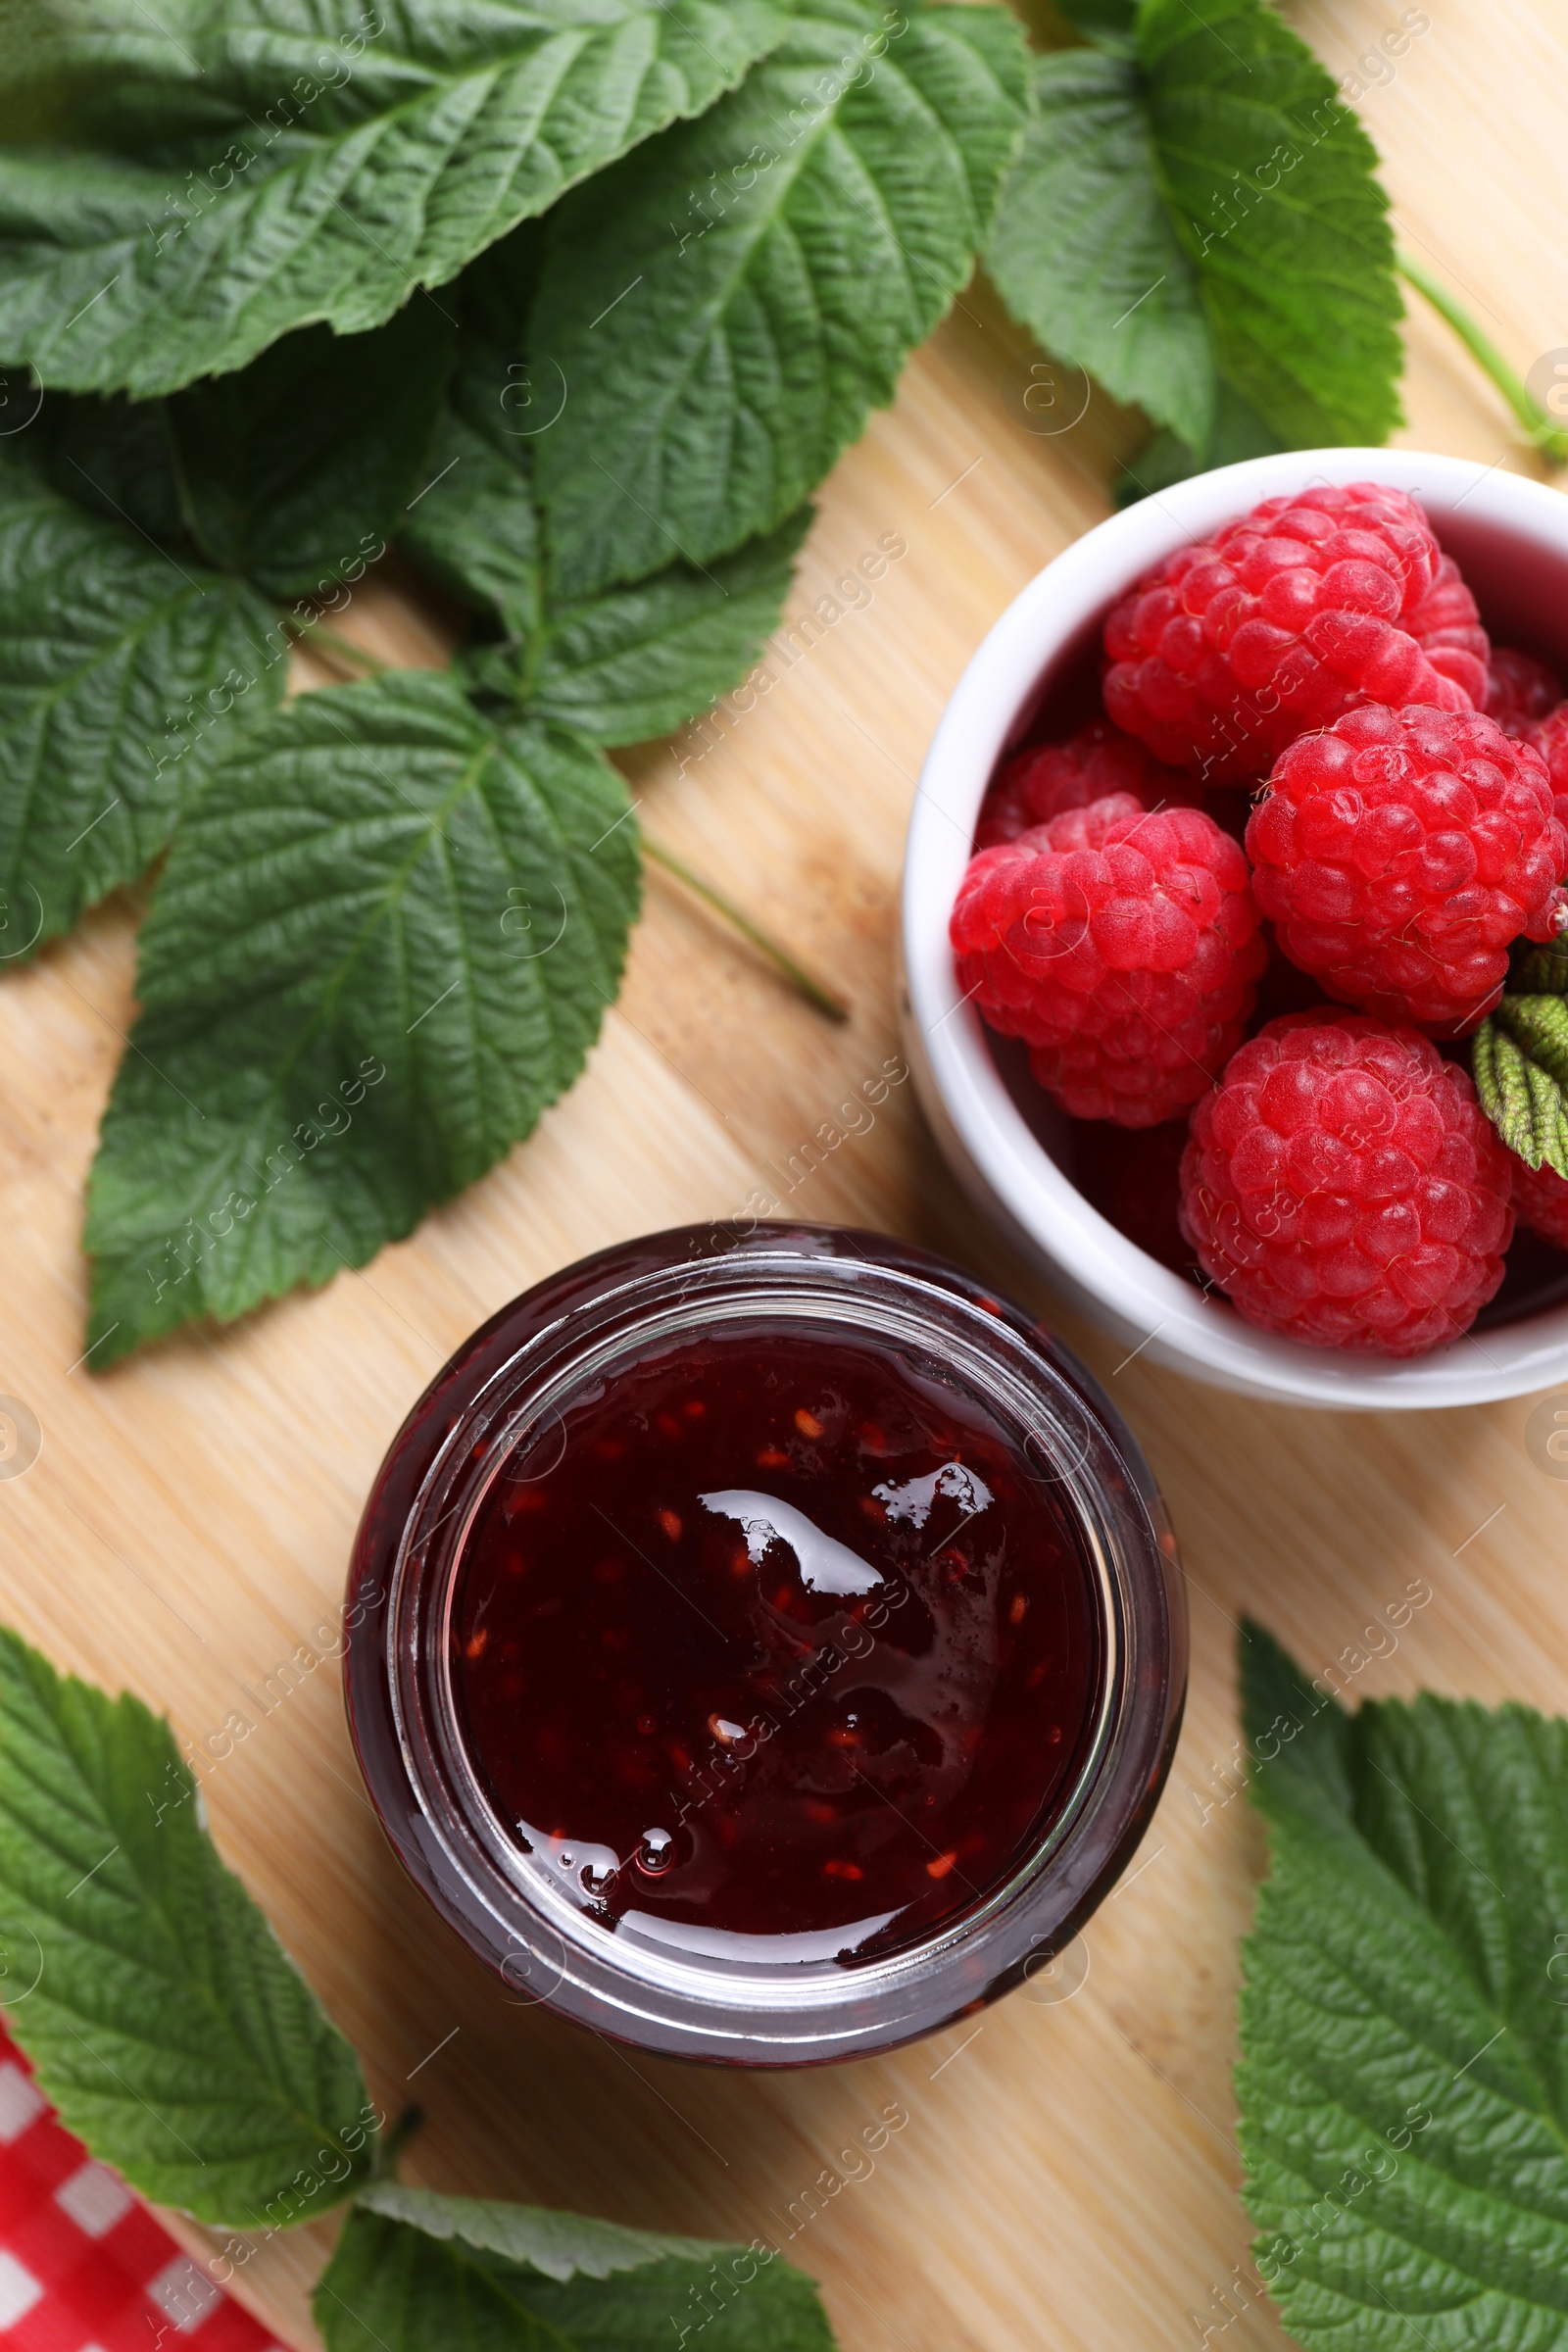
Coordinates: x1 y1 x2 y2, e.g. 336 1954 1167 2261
1472 990 1568 1178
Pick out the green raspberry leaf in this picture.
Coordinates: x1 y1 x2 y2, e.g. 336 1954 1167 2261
318 2183 838 2352
1237 1620 1568 2351
1057 0 1138 54
403 335 809 743
0 451 286 960
399 344 545 643
0 0 791 398
1515 942 1568 997
532 0 1028 598
989 47 1216 451
41 303 457 600
988 0 1402 452
529 508 809 744
83 671 639 1362
1141 0 1401 446
1114 377 1284 507
1472 995 1568 1179
0 1625 370 2226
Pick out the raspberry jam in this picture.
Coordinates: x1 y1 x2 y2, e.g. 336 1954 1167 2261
345 1224 1185 2065
451 1327 1102 1962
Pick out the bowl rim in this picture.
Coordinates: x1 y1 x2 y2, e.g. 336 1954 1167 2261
902 446 1568 1408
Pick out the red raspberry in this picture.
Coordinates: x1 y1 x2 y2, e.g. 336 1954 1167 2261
1527 704 1568 830
1485 646 1561 734
975 720 1201 849
950 792 1265 1126
1405 555 1490 705
1103 483 1487 785
1179 1012 1514 1356
1246 703 1568 1035
1509 1152 1568 1250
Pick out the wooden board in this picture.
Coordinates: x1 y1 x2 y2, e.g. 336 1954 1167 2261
2 4 1567 2343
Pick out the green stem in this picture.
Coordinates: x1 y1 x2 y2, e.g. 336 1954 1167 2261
1397 249 1568 465
373 2103 424 2181
282 612 389 675
643 837 850 1023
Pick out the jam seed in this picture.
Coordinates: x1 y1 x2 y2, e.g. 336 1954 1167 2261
823 1858 863 1881
465 1629 488 1659
657 1507 682 1541
656 1412 682 1440
925 1850 958 1881
858 1495 887 1523
1025 1663 1047 1690
731 1549 752 1578
636 1714 657 1736
683 1399 706 1418
1009 1593 1028 1625
795 1408 825 1439
757 1446 789 1469
708 1714 748 1744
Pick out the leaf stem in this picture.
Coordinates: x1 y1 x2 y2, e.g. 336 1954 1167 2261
642 837 850 1023
373 2104 425 2181
1397 249 1568 465
282 612 389 675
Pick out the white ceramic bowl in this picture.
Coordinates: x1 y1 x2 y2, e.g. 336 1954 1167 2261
902 448 1568 1408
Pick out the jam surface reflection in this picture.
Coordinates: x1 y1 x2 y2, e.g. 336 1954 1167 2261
451 1326 1105 1966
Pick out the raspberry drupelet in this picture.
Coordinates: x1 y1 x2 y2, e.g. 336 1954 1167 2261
950 791 1265 1126
1179 1013 1514 1356
1246 703 1568 1034
1102 483 1488 785
975 719 1202 849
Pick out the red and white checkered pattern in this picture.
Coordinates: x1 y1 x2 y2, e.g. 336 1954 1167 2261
0 2023 290 2351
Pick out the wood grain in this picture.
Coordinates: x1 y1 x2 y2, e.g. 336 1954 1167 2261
1 5 1566 2345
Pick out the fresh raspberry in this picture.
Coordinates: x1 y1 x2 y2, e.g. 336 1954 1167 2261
950 792 1265 1125
1485 646 1561 734
975 720 1202 849
1527 704 1568 830
1404 555 1491 705
1246 703 1568 1034
1102 483 1487 785
1179 1012 1514 1356
1508 1152 1568 1250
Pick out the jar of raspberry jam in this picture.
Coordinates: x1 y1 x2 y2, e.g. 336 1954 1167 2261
344 1223 1185 2065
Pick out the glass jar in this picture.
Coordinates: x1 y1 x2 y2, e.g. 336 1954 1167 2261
344 1222 1186 2065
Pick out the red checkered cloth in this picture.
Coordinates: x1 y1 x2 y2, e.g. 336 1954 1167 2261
0 2022 290 2351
